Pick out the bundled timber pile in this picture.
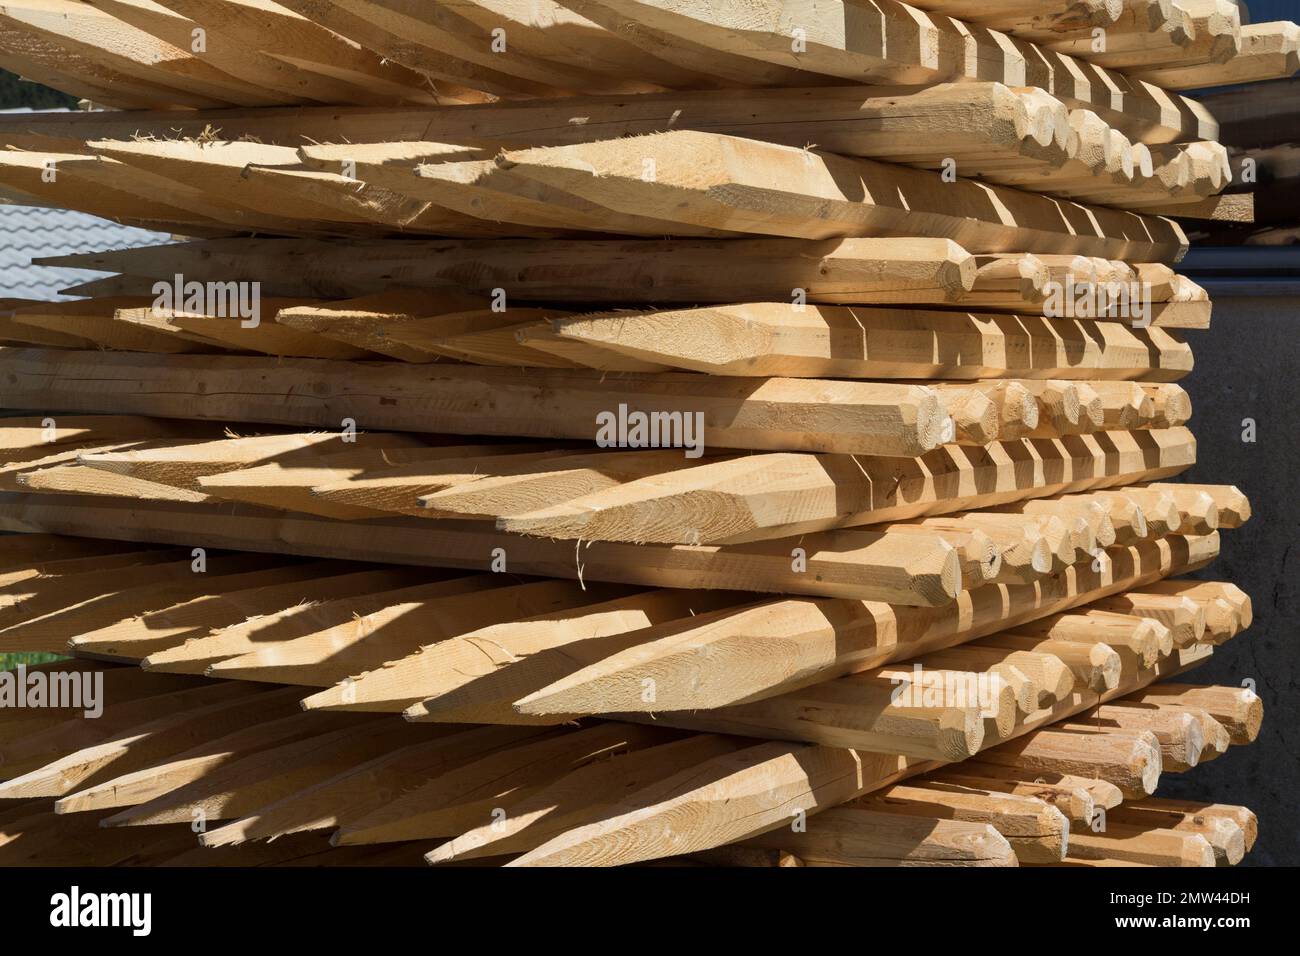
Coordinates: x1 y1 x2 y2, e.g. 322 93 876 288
0 0 1282 867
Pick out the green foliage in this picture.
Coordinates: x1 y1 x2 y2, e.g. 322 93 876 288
0 652 65 671
0 69 79 109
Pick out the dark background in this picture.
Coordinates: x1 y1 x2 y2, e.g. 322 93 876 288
1162 291 1299 866
1236 0 1298 20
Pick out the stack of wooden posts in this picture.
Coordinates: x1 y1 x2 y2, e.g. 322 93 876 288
0 0 1283 867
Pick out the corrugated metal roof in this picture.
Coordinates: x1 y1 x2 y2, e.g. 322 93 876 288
0 205 167 300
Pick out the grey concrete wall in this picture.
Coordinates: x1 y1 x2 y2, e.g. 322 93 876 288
1158 293 1299 865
